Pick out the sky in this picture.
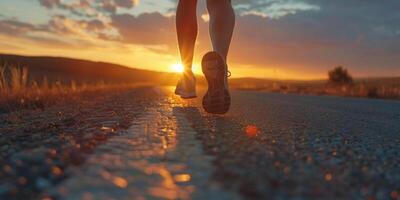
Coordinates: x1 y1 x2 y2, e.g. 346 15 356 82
0 0 399 80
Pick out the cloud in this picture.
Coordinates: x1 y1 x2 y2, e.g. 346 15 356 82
111 12 175 46
0 19 40 35
233 0 320 19
38 0 60 8
0 18 77 48
99 0 117 13
38 0 140 15
38 0 99 17
97 0 140 14
114 0 139 8
241 1 320 19
0 16 116 49
46 15 119 41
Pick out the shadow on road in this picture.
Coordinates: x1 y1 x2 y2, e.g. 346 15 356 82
172 106 268 199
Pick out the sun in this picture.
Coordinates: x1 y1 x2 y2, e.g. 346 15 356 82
171 63 184 73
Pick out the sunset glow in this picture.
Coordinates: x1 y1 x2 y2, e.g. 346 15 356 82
0 0 399 79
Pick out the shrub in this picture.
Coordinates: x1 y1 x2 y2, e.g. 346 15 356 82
328 66 354 86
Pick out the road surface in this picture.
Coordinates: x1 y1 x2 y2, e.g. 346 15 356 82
13 87 400 199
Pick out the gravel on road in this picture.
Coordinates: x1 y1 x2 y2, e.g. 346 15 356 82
45 95 239 200
1 87 400 200
0 86 159 200
186 90 400 200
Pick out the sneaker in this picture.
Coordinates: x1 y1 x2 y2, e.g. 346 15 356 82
175 70 197 99
201 51 231 114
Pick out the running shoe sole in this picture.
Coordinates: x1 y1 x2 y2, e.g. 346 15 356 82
201 51 231 114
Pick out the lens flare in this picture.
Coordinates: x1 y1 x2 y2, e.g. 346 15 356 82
171 63 184 73
245 125 259 137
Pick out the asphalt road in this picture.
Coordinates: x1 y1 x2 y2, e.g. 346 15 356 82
43 87 400 200
175 88 400 200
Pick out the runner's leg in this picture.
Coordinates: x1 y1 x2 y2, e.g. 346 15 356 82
206 0 235 63
176 0 198 71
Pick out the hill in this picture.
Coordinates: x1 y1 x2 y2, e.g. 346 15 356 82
0 54 180 86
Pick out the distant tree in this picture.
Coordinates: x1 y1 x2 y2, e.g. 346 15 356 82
328 66 353 86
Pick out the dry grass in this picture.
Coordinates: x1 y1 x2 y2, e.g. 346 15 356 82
0 64 151 112
10 66 28 93
0 65 6 92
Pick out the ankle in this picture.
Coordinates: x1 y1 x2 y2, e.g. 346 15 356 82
184 69 194 75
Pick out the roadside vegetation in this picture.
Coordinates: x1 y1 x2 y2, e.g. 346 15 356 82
231 66 400 100
323 66 399 99
0 64 148 112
